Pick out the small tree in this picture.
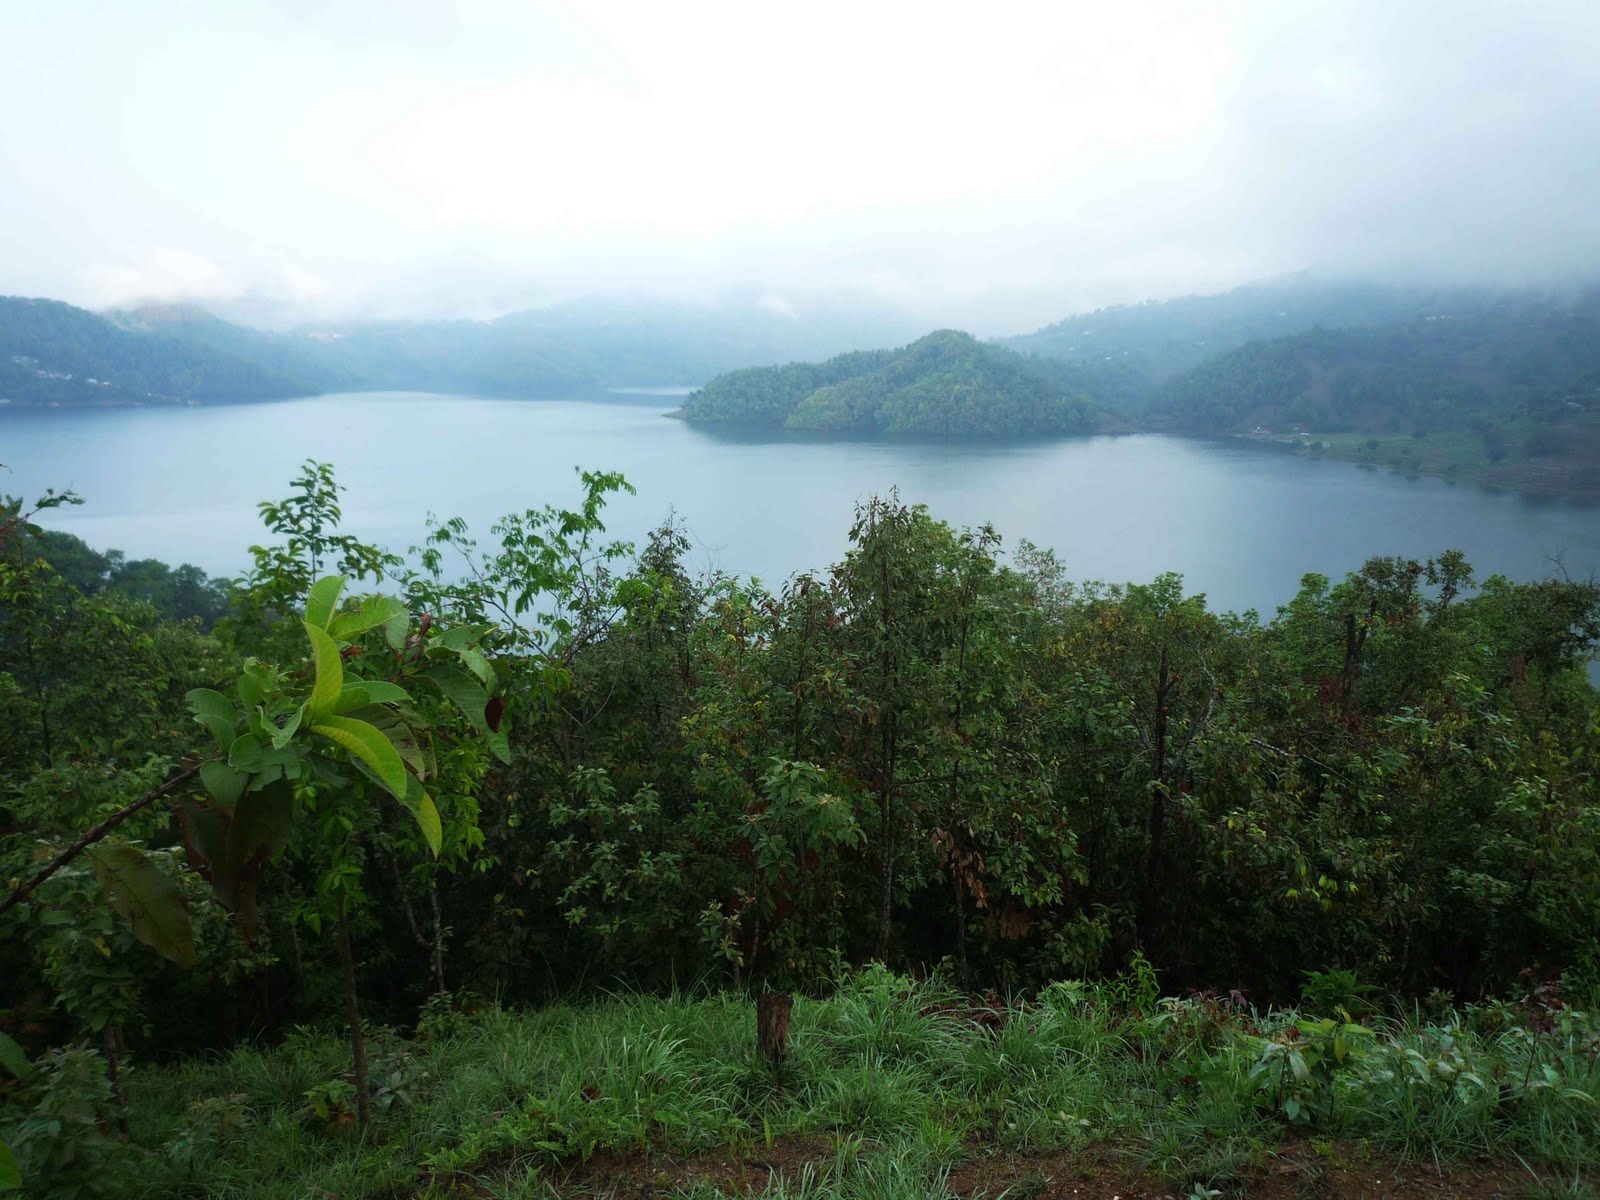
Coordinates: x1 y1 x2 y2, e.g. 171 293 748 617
701 758 861 1063
1 575 509 1128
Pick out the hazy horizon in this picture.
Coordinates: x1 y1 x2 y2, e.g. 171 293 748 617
5 0 1599 334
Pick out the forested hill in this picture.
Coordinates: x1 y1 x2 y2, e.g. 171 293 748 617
1142 293 1600 495
0 297 307 407
676 330 1105 436
998 276 1510 409
0 292 931 411
1147 296 1600 433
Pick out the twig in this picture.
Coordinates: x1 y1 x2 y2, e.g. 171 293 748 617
0 763 201 919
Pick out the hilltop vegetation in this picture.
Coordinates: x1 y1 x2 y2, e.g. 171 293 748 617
1148 295 1600 433
999 275 1506 400
11 278 1600 495
20 524 231 624
1140 293 1600 495
0 297 305 407
678 330 1104 436
2 463 1598 1196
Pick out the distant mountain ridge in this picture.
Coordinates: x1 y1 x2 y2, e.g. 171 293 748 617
1130 289 1600 498
111 294 929 397
1144 292 1600 434
0 291 932 410
0 296 305 408
997 275 1523 408
676 330 1105 437
7 275 1599 474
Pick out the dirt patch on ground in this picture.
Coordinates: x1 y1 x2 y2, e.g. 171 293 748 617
424 1137 1557 1199
944 1142 1534 1200
554 1136 838 1195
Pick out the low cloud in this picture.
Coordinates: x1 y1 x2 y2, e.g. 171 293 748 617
3 0 1598 328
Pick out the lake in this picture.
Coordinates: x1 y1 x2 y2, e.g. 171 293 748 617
5 390 1600 618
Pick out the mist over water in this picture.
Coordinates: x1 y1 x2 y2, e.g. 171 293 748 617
8 391 1599 616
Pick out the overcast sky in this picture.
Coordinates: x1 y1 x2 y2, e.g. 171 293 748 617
4 0 1598 333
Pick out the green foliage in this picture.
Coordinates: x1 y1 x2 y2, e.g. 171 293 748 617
82 844 195 969
161 1090 254 1171
679 331 1104 437
23 528 230 625
34 983 1597 1199
1142 291 1600 495
1 1046 137 1200
5 458 1600 1196
1248 1016 1375 1126
1001 275 1486 388
1301 968 1377 1017
0 296 304 408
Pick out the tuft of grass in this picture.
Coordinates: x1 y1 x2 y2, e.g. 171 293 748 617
70 975 1596 1200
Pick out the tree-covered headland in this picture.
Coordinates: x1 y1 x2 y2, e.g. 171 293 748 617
676 331 1105 436
2 464 1598 1197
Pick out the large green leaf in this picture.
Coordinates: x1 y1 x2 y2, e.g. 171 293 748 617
304 620 344 721
236 664 266 710
458 646 495 689
228 735 265 769
228 781 295 938
329 594 409 642
422 665 510 763
357 707 431 779
230 780 296 868
310 715 409 798
178 802 230 898
0 1032 29 1080
352 679 410 705
186 688 237 749
414 793 442 857
269 704 304 749
402 776 443 856
84 844 196 969
331 679 410 716
384 604 412 651
304 575 346 631
0 1141 19 1192
179 781 295 940
422 664 488 731
200 762 247 809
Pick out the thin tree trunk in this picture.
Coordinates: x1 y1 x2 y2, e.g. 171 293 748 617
875 727 896 962
24 631 52 765
791 583 812 760
756 991 793 1066
335 901 372 1130
945 561 976 988
388 852 445 994
954 873 970 988
429 878 447 994
874 510 898 963
101 1023 128 1137
1138 644 1172 953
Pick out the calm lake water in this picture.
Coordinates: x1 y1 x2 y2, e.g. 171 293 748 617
6 390 1600 618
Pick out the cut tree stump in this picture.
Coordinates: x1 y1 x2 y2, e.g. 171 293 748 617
756 991 793 1065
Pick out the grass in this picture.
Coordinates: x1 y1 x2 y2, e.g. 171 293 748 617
1295 418 1600 500
14 968 1597 1199
1315 429 1494 484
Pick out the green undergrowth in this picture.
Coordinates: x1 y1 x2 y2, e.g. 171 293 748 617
31 969 1600 1199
